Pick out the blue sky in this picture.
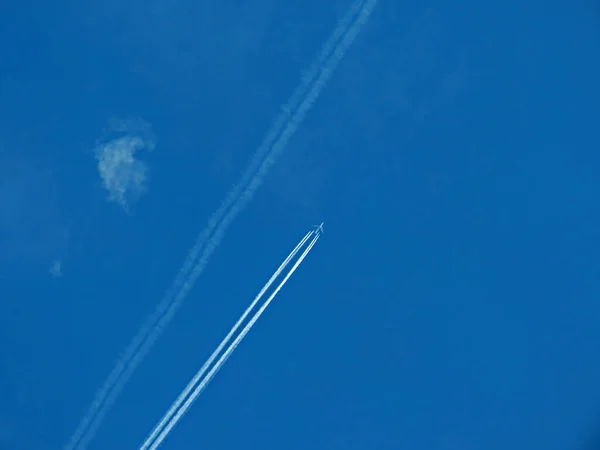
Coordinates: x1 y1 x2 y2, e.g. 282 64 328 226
1 0 600 449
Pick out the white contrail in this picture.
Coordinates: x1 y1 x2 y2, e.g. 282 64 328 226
142 231 320 450
65 0 376 446
139 230 314 450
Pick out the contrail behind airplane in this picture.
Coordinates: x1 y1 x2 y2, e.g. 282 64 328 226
139 230 314 450
141 230 320 450
64 0 376 447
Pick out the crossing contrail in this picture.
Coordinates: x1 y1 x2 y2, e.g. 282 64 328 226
64 0 376 447
141 230 321 450
139 230 314 450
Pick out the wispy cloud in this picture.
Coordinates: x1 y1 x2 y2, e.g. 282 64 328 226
64 0 375 444
49 259 62 277
94 118 155 212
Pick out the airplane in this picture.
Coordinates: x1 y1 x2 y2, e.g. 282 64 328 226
313 222 325 234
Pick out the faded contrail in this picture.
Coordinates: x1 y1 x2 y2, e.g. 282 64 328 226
139 230 314 450
65 0 376 447
142 231 321 450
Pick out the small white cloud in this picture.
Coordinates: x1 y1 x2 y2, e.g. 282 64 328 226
49 259 62 277
94 118 155 212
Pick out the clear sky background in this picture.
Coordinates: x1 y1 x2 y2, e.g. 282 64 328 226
1 0 600 449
